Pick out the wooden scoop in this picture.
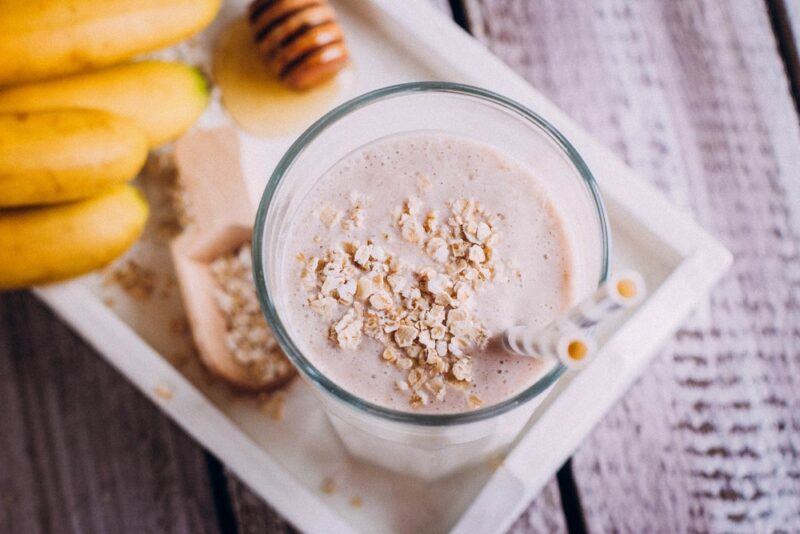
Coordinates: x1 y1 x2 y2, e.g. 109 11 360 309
171 126 295 391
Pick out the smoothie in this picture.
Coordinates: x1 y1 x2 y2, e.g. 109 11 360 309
281 132 574 414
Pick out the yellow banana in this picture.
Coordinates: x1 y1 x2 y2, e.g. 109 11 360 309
0 109 148 207
0 61 209 147
0 0 220 85
0 185 149 289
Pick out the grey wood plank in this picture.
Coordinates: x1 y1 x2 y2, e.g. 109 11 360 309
464 0 800 532
506 479 567 534
224 474 297 534
0 298 41 533
0 291 221 534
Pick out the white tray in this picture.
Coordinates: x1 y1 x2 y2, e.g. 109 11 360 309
34 1 732 533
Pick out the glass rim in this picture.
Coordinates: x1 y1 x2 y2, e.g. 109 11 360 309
253 81 610 426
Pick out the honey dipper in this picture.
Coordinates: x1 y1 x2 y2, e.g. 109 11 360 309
248 0 349 90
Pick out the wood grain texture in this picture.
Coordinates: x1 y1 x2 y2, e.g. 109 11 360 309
507 479 567 534
464 0 800 531
0 291 221 534
223 473 296 534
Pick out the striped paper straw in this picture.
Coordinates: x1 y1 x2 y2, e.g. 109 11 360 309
563 270 646 330
504 323 597 369
503 270 646 369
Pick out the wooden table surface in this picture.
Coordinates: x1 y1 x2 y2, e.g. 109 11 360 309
2 1 800 532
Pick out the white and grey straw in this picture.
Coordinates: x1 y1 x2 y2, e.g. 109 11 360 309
503 270 646 369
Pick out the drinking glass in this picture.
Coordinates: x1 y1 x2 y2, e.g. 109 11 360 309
254 82 609 480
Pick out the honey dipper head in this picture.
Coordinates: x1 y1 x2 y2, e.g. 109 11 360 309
248 0 350 90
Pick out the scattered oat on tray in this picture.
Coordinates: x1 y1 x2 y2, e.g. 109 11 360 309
103 259 158 301
320 477 336 495
298 197 501 408
153 384 174 401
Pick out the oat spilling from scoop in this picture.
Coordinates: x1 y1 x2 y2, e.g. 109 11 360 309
103 259 157 301
298 197 501 408
210 245 292 381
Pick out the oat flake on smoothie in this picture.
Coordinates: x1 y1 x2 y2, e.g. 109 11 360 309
298 196 499 408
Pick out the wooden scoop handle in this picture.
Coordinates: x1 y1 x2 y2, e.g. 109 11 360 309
173 126 254 233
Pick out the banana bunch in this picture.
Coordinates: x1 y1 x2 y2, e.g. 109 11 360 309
0 0 220 290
